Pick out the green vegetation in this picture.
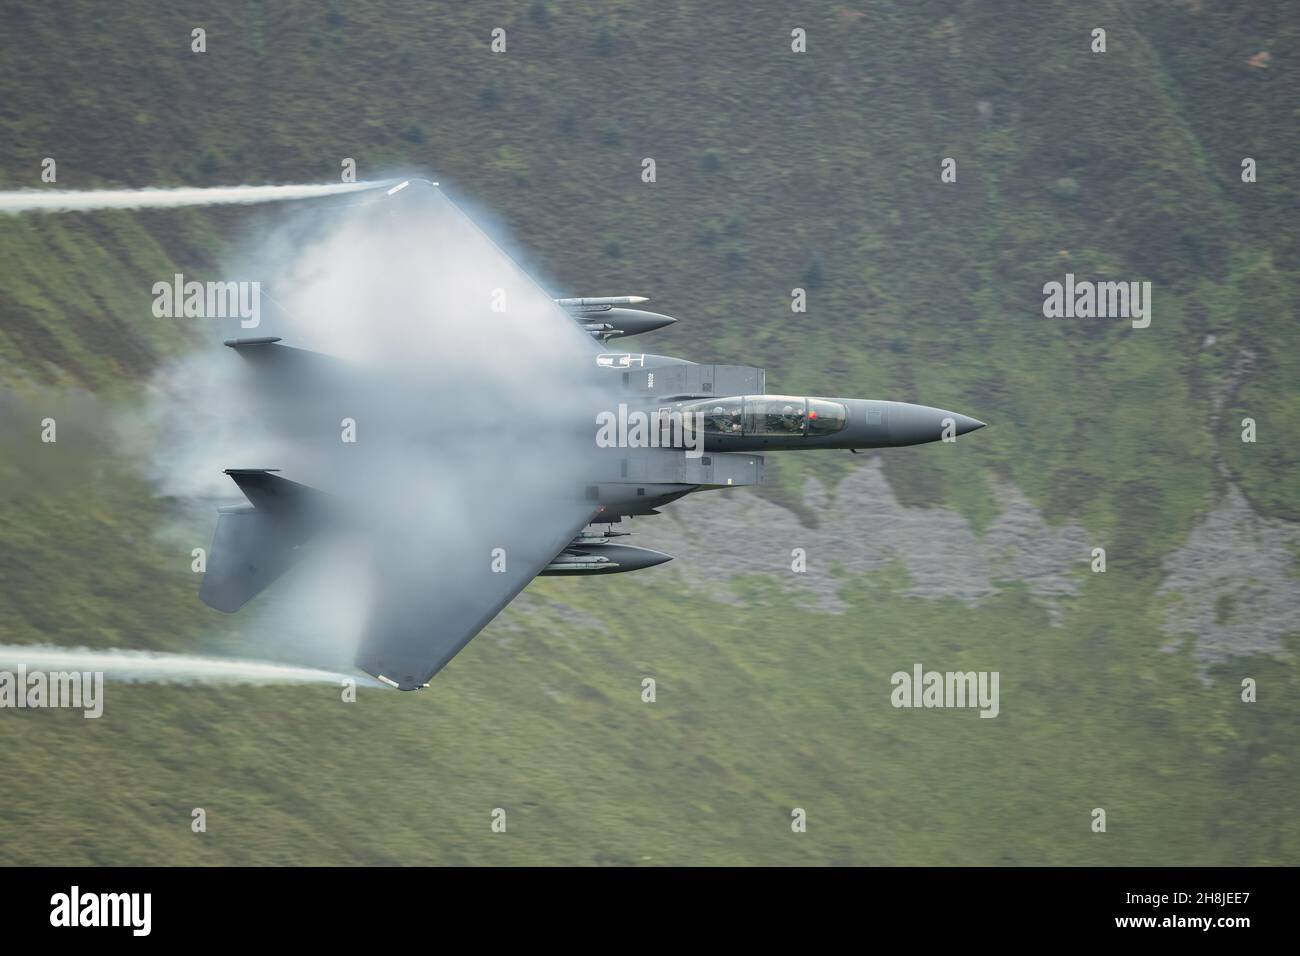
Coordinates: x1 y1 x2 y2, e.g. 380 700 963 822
0 1 1297 864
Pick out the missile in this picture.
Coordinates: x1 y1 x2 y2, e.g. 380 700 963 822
572 529 632 543
555 295 649 310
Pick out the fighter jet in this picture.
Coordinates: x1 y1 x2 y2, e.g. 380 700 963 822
198 180 985 690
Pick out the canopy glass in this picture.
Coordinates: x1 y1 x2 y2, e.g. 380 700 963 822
683 396 848 437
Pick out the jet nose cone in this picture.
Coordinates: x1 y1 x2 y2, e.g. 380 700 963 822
886 403 986 445
645 548 674 568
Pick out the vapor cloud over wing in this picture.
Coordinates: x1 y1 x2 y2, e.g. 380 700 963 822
142 179 606 683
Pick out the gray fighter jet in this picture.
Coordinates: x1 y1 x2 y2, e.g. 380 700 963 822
198 180 985 690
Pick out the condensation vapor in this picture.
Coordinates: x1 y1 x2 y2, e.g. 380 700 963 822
140 177 606 675
0 644 379 687
0 181 390 215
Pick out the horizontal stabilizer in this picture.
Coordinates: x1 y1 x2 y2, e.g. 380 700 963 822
198 470 329 613
222 468 328 515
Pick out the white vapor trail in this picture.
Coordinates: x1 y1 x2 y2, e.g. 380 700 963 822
0 181 391 215
0 644 382 688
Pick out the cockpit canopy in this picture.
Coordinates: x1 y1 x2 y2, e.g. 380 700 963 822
683 395 848 437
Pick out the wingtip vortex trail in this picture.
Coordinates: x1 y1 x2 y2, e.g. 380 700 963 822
0 181 396 215
0 644 385 688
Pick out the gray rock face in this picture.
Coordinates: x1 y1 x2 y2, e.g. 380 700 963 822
1157 483 1300 664
625 459 1297 664
634 459 1091 623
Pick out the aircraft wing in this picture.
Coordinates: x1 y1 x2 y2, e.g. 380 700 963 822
354 500 598 690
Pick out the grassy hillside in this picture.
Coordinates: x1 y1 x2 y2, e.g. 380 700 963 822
0 0 1297 864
